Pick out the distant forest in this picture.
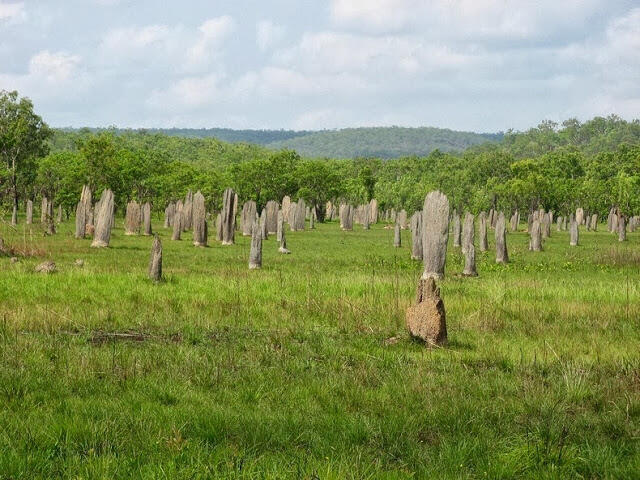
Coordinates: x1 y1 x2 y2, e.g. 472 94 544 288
56 127 312 146
57 126 502 159
267 127 502 158
31 115 638 221
2 88 637 226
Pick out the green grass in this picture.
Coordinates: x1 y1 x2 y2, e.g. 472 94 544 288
0 218 639 479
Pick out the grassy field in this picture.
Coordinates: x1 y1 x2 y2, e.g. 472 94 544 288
0 217 638 479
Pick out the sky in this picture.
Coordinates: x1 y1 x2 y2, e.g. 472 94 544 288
0 0 638 132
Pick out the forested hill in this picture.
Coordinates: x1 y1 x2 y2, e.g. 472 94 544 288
490 116 640 158
56 127 312 145
266 127 501 158
57 126 501 159
52 116 640 162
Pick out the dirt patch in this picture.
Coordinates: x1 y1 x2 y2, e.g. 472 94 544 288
89 331 150 345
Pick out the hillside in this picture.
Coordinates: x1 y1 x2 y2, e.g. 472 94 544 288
140 128 313 144
55 127 312 145
55 126 501 159
266 126 502 158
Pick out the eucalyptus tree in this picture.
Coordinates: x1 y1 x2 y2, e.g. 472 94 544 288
0 91 51 224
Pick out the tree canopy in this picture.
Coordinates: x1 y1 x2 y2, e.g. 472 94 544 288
2 94 639 220
0 90 51 220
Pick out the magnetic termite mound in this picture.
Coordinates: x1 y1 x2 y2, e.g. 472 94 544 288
75 185 92 239
462 212 477 277
124 201 141 236
406 277 447 347
393 222 401 247
148 235 162 282
277 211 291 254
220 188 237 245
421 191 450 280
249 222 262 269
142 202 152 236
242 201 257 236
192 191 207 247
410 211 423 260
495 212 509 263
91 189 114 248
478 211 488 252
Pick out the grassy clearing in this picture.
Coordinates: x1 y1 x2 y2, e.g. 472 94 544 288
0 218 639 479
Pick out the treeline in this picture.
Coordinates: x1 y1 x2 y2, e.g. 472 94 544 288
29 130 344 218
37 116 639 220
374 141 640 217
55 127 313 145
49 128 268 166
2 87 639 222
55 125 502 159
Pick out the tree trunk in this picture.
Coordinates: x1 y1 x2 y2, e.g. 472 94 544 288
315 202 326 222
11 161 18 226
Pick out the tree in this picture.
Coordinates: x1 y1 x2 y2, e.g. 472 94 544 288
36 151 87 212
358 165 376 201
295 160 342 221
230 150 299 209
0 90 51 224
78 132 119 193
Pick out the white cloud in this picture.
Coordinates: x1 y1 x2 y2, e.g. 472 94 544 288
0 50 90 120
98 24 180 71
598 7 640 69
28 50 81 82
147 73 224 110
330 0 604 41
580 8 640 118
98 17 235 73
251 67 315 96
330 0 416 33
0 1 25 23
256 20 285 51
0 0 636 131
198 16 235 43
275 31 483 77
102 25 173 52
148 63 373 116
240 66 372 99
186 16 235 70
